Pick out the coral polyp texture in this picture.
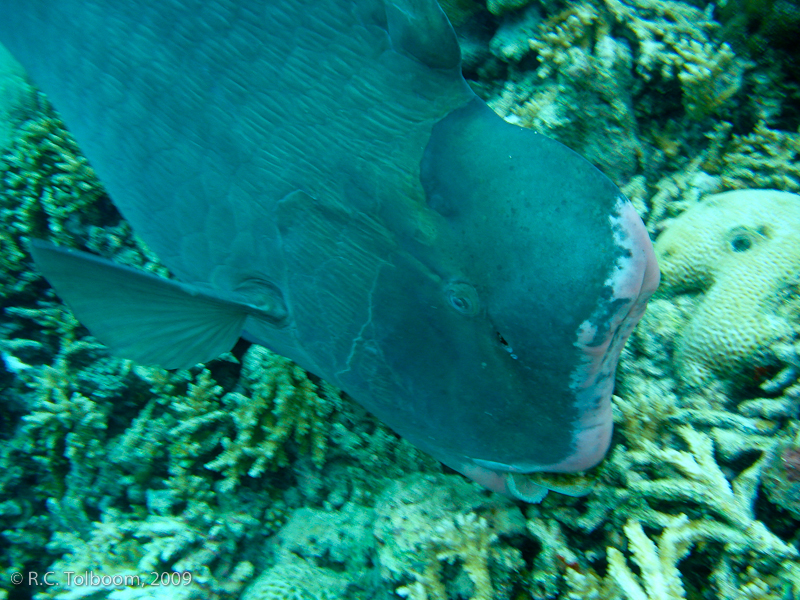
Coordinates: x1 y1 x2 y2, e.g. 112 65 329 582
655 189 800 387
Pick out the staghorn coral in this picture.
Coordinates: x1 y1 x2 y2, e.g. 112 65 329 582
521 401 800 599
373 474 526 600
608 514 708 600
606 511 795 600
715 122 800 192
604 0 746 119
511 299 800 600
205 345 339 493
489 1 641 181
654 189 800 388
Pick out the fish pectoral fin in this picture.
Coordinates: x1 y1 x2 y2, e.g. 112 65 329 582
29 239 249 370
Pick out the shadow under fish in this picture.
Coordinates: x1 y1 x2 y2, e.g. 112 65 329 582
0 0 659 501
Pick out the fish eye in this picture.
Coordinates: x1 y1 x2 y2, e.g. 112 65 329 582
445 282 480 317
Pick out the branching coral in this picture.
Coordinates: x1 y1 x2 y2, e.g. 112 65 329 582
0 92 167 309
205 345 339 492
40 509 258 600
374 474 526 600
0 100 109 291
715 122 800 192
604 0 745 119
518 305 800 599
526 3 610 80
495 1 641 181
2 4 799 600
0 339 293 599
487 0 745 188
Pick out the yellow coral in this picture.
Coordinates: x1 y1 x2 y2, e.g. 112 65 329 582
716 122 800 192
206 345 338 491
604 0 745 118
654 189 800 387
374 475 525 600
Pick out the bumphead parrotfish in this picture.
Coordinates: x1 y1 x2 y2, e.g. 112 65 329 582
0 0 659 501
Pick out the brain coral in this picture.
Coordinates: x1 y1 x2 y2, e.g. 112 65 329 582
654 189 800 387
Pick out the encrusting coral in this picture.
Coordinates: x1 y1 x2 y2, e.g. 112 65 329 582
654 189 800 388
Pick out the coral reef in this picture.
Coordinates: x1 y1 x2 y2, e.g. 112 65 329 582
481 0 748 183
0 44 36 151
0 95 166 308
373 474 526 600
654 189 800 387
716 122 800 192
2 0 800 599
206 345 340 493
488 1 641 181
240 561 347 600
604 0 746 119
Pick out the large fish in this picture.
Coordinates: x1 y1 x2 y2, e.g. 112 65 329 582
0 0 659 501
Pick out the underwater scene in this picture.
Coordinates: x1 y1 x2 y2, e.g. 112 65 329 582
1 0 800 598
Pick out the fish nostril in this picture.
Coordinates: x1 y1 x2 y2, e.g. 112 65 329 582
497 332 509 346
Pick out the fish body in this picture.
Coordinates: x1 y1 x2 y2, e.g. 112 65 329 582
0 0 659 500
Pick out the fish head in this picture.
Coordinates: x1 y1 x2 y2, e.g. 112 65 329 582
374 97 661 499
270 98 658 502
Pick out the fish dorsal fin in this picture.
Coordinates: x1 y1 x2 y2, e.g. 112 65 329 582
29 240 282 369
385 0 461 69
